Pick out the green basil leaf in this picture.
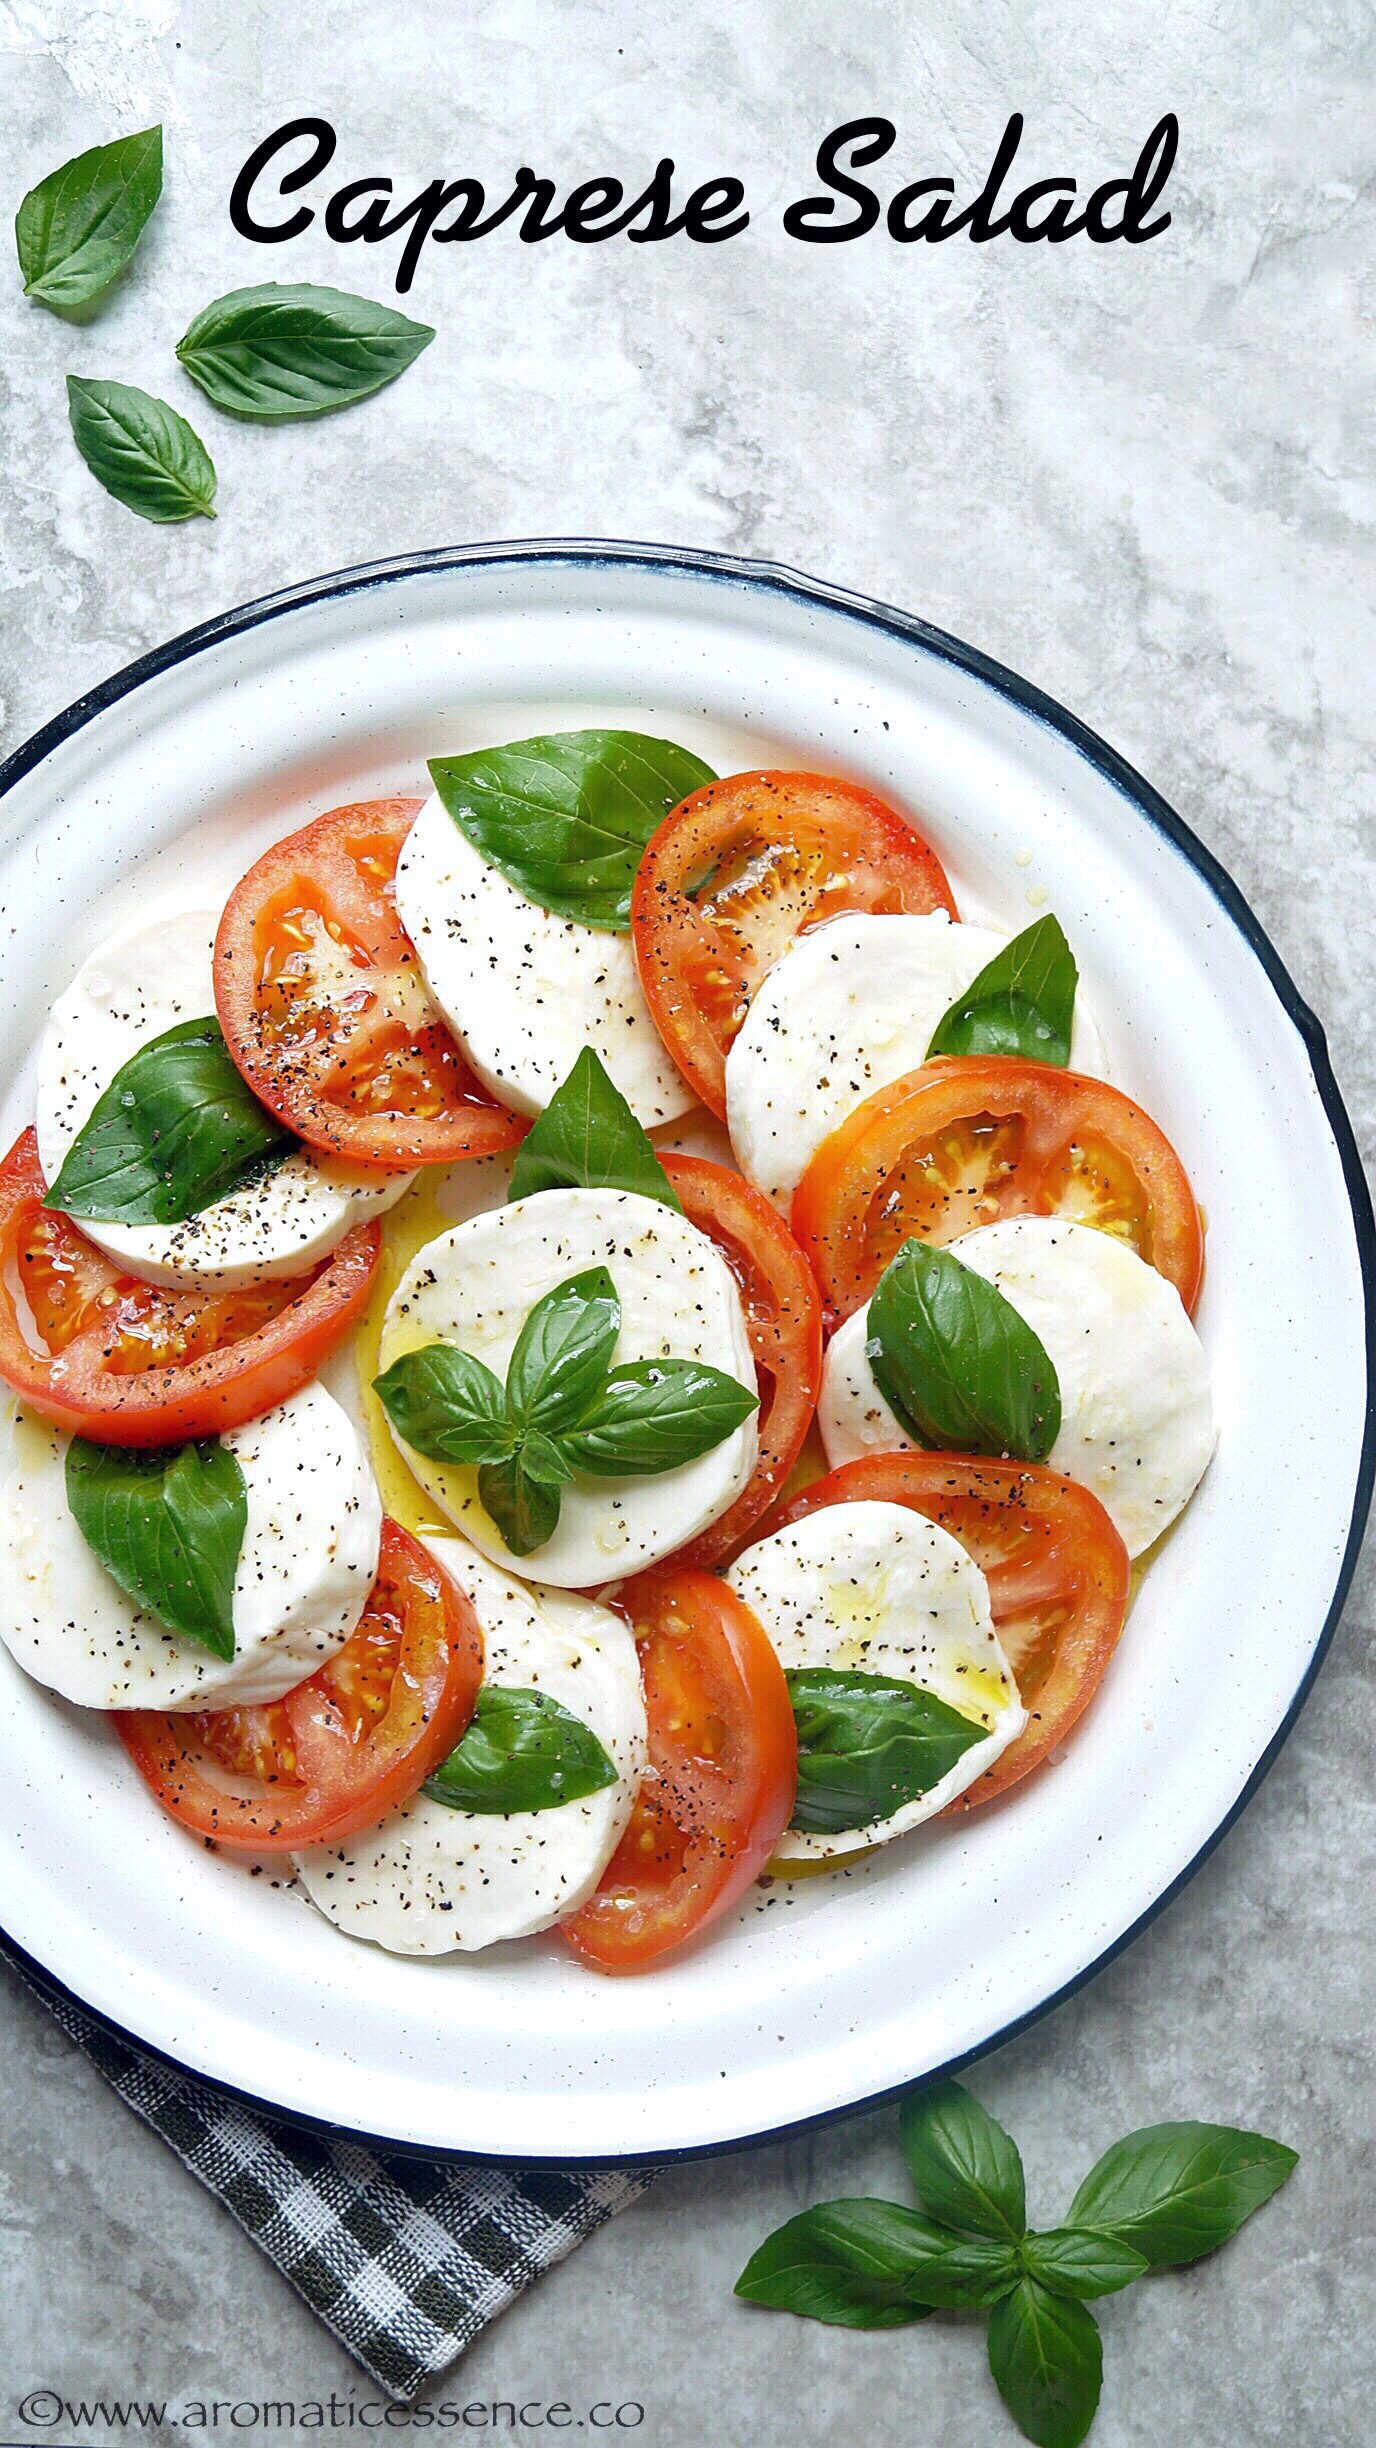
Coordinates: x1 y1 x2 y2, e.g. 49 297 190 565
734 2201 937 2330
175 282 433 419
507 1048 682 1211
887 2230 1021 2311
787 1669 987 1835
926 915 1078 1065
988 2280 1102 2448
505 1267 621 1435
65 1436 245 1659
66 378 216 525
372 1345 514 1466
1020 2228 1149 2300
44 1015 294 1224
558 1359 758 1477
17 125 162 307
868 1237 1061 1462
515 1430 575 1486
424 1685 618 1815
478 1454 562 1557
899 2080 1027 2240
428 730 715 930
1065 2123 1298 2269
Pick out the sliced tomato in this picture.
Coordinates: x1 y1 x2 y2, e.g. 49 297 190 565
792 1056 1205 1322
766 1452 1129 1809
561 1568 797 1972
115 1519 483 1850
660 1154 822 1567
0 1127 379 1447
631 771 957 1117
214 796 527 1169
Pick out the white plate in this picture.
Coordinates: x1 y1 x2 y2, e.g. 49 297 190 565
0 543 1370 2165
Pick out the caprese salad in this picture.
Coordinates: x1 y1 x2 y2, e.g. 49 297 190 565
0 730 1217 1974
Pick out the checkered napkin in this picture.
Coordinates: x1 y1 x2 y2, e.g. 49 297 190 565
12 1953 654 2399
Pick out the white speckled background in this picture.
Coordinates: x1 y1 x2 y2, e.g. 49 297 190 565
2 3 1373 2442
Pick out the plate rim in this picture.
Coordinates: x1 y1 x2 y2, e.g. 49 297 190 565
1 534 1372 2170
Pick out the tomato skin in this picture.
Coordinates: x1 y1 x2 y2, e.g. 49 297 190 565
561 1568 797 1972
115 1519 484 1851
632 770 957 1118
792 1056 1206 1323
0 1128 380 1447
764 1451 1130 1809
215 797 528 1169
659 1155 822 1567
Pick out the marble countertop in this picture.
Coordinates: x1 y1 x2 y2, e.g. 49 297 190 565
1 4 1372 2443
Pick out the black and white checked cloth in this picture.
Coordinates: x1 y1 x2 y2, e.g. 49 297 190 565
12 1954 654 2400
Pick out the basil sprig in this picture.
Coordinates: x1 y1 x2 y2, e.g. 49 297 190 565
787 1668 987 1834
65 1436 247 1658
424 1686 618 1816
16 125 163 308
867 1238 1061 1462
44 1014 296 1226
508 1047 682 1211
737 2080 1297 2448
374 1266 757 1557
176 282 434 418
67 378 217 524
926 915 1078 1065
428 730 715 929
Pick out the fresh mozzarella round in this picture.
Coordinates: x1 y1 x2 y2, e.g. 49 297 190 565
35 908 412 1289
0 1383 381 1711
725 911 1107 1212
292 1535 647 1955
378 1186 758 1587
727 1501 1024 1862
393 792 696 1127
820 1217 1215 1558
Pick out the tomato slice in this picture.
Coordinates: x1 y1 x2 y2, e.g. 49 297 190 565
631 771 957 1117
660 1154 822 1567
115 1519 484 1850
214 797 527 1168
0 1127 380 1447
792 1056 1205 1322
561 1568 797 1972
765 1451 1130 1810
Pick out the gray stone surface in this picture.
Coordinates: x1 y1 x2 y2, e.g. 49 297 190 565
1 3 1372 2442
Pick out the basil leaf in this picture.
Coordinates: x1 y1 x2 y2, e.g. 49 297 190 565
507 1048 682 1211
1020 2228 1149 2301
888 2230 1021 2312
373 1345 514 1466
428 730 715 929
424 1685 618 1815
66 378 216 525
926 915 1078 1065
899 2079 1027 2241
478 1454 562 1558
558 1359 758 1477
787 1669 987 1835
1065 2123 1298 2269
734 2201 937 2330
44 1015 294 1224
505 1267 621 1435
516 1430 574 1486
17 125 162 307
988 2280 1102 2448
868 1237 1061 1462
176 282 434 419
65 1437 245 1659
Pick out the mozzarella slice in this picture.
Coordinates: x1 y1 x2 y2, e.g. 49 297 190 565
727 1501 1024 1861
0 1383 381 1711
820 1217 1215 1558
36 907 412 1289
377 1186 758 1587
725 911 1107 1212
393 791 695 1127
292 1535 647 1954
